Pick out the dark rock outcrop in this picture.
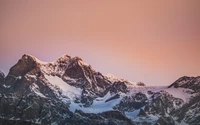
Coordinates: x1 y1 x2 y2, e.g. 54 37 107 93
0 93 73 125
136 82 145 86
0 70 5 90
69 110 134 125
0 118 40 125
155 116 175 125
171 93 200 125
137 109 147 117
148 91 184 115
4 54 41 89
0 70 5 82
105 93 120 102
114 92 148 112
168 76 200 92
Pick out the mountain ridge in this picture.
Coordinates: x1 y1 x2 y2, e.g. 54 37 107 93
0 54 200 125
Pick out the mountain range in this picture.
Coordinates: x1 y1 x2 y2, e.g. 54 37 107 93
0 54 199 125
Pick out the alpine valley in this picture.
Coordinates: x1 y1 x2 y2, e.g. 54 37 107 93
0 54 199 125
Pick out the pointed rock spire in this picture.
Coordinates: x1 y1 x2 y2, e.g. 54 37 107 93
0 70 5 83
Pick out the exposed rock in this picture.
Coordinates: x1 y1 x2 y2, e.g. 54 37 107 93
0 118 40 125
105 93 120 102
168 76 200 92
70 110 134 125
137 109 147 117
155 116 175 125
171 93 200 124
148 91 184 115
0 70 5 82
0 93 72 125
108 81 129 93
114 92 147 112
137 82 145 86
100 111 134 125
5 54 39 86
0 70 5 90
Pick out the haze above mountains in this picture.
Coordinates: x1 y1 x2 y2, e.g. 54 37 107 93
1 0 200 86
1 52 199 87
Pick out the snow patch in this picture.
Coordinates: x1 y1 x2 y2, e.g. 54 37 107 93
3 84 11 88
26 74 37 79
164 88 194 102
44 74 82 100
17 76 22 79
30 83 46 98
128 86 166 96
125 109 140 118
69 92 124 113
105 74 137 86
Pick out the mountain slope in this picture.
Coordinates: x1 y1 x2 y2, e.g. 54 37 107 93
0 54 199 125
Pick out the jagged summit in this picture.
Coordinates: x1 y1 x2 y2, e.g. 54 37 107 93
56 54 71 63
168 76 200 92
21 54 70 64
105 73 137 86
5 54 39 83
22 54 35 60
21 54 87 66
1 54 200 125
0 70 5 83
4 54 138 98
0 70 5 79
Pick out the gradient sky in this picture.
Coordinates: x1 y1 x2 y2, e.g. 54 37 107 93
0 0 200 86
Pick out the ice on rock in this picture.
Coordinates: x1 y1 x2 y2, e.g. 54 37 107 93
44 74 82 100
30 83 46 98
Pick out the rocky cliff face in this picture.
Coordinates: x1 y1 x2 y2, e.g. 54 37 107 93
0 70 5 91
0 54 199 125
168 76 200 92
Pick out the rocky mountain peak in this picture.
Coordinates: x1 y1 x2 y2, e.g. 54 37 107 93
56 54 71 64
71 56 83 62
5 54 42 85
0 54 200 125
0 70 5 80
22 54 36 60
168 76 200 92
5 54 40 85
0 70 5 85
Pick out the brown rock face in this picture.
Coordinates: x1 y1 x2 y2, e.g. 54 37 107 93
64 60 84 79
5 54 39 86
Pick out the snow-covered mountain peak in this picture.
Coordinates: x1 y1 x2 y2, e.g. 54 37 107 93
105 74 126 82
1 54 200 125
168 76 200 92
105 73 137 86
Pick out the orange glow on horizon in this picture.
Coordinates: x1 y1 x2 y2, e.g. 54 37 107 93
0 0 199 86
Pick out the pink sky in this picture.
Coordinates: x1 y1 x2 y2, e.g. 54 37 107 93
0 0 200 86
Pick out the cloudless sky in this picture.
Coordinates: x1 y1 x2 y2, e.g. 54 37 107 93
0 0 200 86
